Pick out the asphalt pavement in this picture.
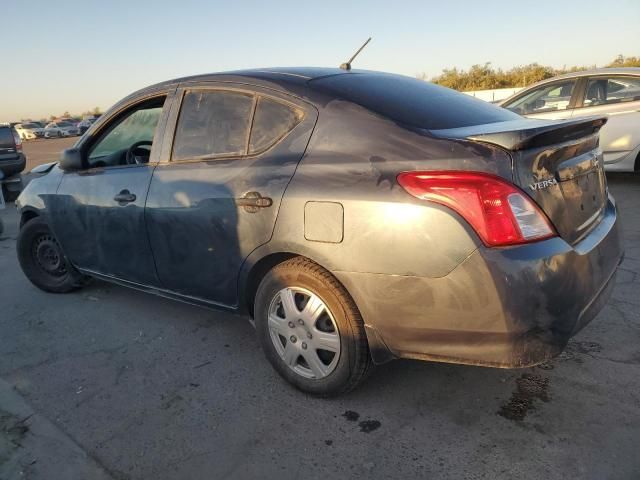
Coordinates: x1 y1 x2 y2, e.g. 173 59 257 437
0 138 639 479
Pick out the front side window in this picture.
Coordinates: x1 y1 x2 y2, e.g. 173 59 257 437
88 98 165 167
583 76 640 107
172 90 254 161
249 97 304 154
504 80 576 115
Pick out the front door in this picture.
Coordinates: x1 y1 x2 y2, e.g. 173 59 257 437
51 93 172 285
145 85 317 306
504 79 579 120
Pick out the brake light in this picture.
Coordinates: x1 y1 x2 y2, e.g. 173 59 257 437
397 171 556 247
12 130 22 151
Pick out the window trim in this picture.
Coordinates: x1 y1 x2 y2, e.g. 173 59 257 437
168 86 306 164
502 78 581 115
248 96 305 155
74 91 172 172
573 74 640 110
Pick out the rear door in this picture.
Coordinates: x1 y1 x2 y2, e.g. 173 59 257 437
145 84 317 306
570 74 640 165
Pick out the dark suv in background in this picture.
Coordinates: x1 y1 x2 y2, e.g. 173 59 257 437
0 124 26 201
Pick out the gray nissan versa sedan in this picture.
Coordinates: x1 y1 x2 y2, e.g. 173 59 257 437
15 68 623 395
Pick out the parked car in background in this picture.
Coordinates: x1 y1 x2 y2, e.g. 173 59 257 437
501 67 640 172
78 117 97 134
15 122 45 140
44 121 80 138
0 124 25 201
15 68 623 395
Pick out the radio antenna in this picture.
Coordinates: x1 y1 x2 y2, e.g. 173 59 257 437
340 37 372 71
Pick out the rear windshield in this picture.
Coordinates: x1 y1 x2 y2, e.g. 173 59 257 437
310 73 520 130
0 127 15 148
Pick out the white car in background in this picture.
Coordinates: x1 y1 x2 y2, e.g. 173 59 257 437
14 122 44 140
501 67 640 172
77 117 97 134
44 121 80 138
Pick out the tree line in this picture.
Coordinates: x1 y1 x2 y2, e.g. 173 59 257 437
419 55 640 91
20 107 103 123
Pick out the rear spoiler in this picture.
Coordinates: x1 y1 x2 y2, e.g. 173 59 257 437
430 116 607 151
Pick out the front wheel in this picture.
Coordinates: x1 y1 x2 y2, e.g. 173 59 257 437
255 257 372 396
17 217 89 293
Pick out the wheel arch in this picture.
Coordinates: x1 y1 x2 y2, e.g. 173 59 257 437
239 249 395 365
19 209 40 229
241 251 308 318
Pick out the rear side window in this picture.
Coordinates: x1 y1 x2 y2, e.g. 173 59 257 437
173 90 254 160
583 76 640 107
0 127 15 148
310 73 519 130
249 97 304 154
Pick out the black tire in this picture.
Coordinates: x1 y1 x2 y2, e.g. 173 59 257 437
17 217 88 293
255 257 372 396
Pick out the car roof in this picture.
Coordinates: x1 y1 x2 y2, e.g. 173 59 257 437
499 67 640 105
124 67 359 104
525 67 640 89
160 67 350 86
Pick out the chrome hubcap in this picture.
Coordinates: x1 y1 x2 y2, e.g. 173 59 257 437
268 287 340 379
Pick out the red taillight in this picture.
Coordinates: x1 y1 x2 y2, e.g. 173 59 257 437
397 171 556 247
12 130 22 151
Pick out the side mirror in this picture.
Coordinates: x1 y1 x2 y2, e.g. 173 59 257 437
59 148 83 171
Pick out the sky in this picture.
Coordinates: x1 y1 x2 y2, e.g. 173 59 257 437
1 0 638 122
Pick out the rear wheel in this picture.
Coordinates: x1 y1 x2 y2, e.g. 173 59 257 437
17 217 88 293
255 257 372 396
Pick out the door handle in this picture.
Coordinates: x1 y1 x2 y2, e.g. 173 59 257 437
114 190 137 205
236 192 273 213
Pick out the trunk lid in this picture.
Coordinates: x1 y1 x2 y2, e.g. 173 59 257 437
431 117 609 245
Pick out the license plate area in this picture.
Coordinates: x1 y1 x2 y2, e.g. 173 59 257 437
558 167 606 240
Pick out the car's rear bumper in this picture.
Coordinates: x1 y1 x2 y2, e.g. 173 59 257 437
335 195 624 367
0 155 26 177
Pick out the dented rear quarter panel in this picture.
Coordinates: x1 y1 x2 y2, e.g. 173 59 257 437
254 98 514 278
